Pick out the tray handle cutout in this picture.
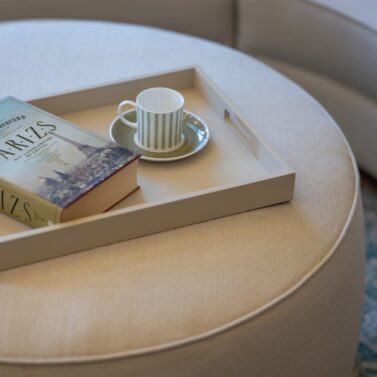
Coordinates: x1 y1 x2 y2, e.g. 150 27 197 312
223 109 287 175
223 109 259 154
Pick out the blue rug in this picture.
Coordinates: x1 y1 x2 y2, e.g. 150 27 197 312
356 176 377 376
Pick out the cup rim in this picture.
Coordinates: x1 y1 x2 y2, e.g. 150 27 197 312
136 87 184 114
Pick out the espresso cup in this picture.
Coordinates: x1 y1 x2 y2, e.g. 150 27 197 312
118 87 186 153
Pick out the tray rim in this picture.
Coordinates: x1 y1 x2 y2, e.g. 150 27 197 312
0 65 296 269
0 171 290 244
25 65 294 173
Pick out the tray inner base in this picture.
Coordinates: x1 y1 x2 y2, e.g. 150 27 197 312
0 88 268 237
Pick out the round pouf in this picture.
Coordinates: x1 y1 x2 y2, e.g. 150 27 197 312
0 20 364 377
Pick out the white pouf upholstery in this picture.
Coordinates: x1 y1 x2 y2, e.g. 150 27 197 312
0 21 364 376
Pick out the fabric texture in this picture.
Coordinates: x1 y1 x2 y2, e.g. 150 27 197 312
237 0 377 178
237 0 377 100
258 56 377 179
0 21 363 376
0 0 235 45
307 0 377 31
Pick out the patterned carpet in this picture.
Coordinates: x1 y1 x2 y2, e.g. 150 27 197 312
356 174 377 376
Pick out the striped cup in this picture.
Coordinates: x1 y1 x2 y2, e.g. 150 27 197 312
118 87 186 152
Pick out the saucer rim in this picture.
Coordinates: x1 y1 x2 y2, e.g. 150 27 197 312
109 109 210 162
133 131 186 154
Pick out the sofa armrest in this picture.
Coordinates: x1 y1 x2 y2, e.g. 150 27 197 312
236 0 377 101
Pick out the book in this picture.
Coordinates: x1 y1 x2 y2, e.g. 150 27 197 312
0 96 140 228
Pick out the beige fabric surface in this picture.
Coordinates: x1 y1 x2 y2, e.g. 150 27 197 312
237 0 377 101
259 55 377 180
0 196 364 377
0 0 234 45
0 21 363 376
238 0 377 178
308 0 377 31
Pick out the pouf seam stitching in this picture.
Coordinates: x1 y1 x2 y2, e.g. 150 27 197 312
0 69 360 366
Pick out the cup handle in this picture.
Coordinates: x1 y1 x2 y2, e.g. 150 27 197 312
118 100 138 128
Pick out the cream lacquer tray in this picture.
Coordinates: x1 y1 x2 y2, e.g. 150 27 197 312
0 66 295 270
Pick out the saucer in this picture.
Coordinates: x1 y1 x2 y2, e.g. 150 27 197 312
109 110 210 162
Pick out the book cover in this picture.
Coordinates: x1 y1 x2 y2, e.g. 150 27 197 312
0 96 140 228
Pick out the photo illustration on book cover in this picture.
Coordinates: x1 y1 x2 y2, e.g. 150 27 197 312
35 132 134 208
0 96 139 227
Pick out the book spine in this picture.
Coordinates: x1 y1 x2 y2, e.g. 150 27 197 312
0 178 61 228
